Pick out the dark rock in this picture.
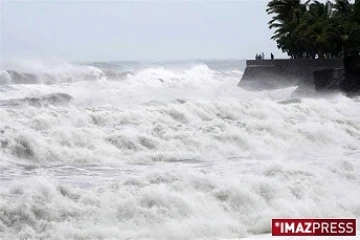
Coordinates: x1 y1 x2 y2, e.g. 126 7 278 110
340 72 360 93
341 56 360 94
313 68 344 92
344 56 360 73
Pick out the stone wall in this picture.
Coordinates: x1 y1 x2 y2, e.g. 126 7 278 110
313 56 360 94
239 59 344 90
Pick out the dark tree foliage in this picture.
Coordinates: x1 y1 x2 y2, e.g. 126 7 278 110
267 0 360 58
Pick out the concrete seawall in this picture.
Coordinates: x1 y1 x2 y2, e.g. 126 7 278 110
239 59 344 90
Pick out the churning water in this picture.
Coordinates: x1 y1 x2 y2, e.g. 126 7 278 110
0 60 359 240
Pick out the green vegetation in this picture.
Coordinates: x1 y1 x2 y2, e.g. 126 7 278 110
267 0 360 58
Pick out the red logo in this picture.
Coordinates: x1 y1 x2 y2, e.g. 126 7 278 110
272 219 356 236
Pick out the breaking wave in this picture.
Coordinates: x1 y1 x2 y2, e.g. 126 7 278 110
0 68 128 85
0 60 359 240
0 96 359 166
0 60 242 85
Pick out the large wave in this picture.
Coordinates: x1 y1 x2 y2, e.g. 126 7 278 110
0 95 359 166
0 60 359 240
0 61 131 84
0 96 360 239
0 62 249 107
0 60 243 86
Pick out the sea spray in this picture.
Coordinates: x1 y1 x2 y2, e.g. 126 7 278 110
0 60 359 239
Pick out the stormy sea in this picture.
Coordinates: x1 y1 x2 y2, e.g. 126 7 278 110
0 60 359 240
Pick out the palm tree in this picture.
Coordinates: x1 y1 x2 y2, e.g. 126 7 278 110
295 1 338 58
267 0 308 58
333 0 352 19
354 0 360 21
267 0 360 58
333 0 360 56
267 0 303 25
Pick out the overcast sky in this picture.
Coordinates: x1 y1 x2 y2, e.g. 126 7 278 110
1 0 288 62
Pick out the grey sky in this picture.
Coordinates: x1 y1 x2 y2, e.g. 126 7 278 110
1 0 287 61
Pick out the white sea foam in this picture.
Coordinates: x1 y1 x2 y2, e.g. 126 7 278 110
0 59 124 85
0 61 359 239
